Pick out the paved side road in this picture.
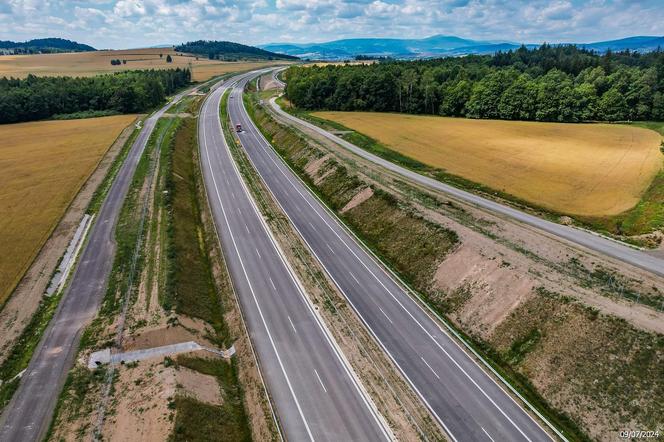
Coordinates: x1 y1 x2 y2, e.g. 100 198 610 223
270 97 664 278
199 72 391 441
231 75 556 442
0 89 192 442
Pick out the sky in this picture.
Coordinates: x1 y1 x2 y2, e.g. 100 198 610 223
0 0 662 49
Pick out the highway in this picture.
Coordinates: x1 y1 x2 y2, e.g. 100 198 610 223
270 97 664 278
230 74 557 441
199 72 391 441
0 88 194 442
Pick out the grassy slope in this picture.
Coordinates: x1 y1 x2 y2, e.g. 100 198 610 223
258 93 605 441
270 99 664 440
163 116 226 337
287 102 664 243
172 357 251 442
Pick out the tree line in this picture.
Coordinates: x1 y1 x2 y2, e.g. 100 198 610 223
175 40 297 61
0 38 96 54
285 45 664 122
0 68 191 124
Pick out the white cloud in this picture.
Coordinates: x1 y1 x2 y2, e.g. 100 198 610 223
0 0 662 49
113 0 146 17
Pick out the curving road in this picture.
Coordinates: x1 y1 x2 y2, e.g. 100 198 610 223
0 88 194 442
199 71 390 441
231 74 556 442
269 97 664 278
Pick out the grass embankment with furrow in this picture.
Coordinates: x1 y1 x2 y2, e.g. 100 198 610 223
0 115 137 308
254 92 664 441
311 111 662 217
246 96 459 296
293 107 664 243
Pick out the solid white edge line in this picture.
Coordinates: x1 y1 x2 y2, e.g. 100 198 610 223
254 98 536 442
196 75 284 442
270 96 563 442
236 81 459 442
201 80 315 441
225 81 394 441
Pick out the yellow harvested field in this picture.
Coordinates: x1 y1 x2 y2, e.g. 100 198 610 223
0 115 137 305
0 48 290 82
313 112 664 216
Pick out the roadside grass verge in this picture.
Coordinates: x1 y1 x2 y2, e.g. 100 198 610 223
253 90 591 441
161 111 229 345
46 114 176 439
281 100 664 244
52 110 121 120
87 120 142 214
0 288 64 412
161 95 252 437
0 118 142 414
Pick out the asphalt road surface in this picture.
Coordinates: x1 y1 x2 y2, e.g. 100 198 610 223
199 72 390 441
0 89 193 441
230 75 556 442
270 97 664 279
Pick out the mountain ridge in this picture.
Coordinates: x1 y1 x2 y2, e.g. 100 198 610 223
260 34 664 60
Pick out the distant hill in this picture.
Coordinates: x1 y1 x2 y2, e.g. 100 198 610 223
175 40 298 61
578 36 664 53
260 34 664 60
261 35 516 59
0 38 96 54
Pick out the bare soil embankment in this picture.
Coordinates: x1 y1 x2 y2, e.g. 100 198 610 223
270 100 664 441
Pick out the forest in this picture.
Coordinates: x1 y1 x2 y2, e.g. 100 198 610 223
175 40 297 61
0 38 96 54
0 68 191 124
285 45 664 122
